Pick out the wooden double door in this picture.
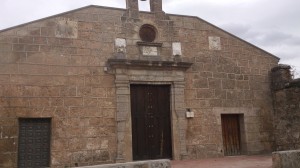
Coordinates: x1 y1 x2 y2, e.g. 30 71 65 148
130 85 172 160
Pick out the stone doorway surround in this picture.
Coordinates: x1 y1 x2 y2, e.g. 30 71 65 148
107 59 192 162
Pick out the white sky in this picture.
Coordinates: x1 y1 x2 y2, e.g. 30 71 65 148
1 0 299 76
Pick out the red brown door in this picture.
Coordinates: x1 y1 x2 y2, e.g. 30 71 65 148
221 114 241 156
131 85 172 160
18 118 51 168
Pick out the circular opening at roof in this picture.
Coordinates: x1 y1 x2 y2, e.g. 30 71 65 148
139 24 157 42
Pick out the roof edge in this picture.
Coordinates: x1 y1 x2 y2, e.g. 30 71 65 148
0 5 279 60
167 13 280 60
0 5 126 33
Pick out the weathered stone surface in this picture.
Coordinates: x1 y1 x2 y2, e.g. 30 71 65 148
272 150 300 168
55 18 78 38
79 159 171 168
0 0 280 167
272 66 300 151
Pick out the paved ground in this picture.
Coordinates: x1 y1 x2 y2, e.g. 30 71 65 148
171 155 272 168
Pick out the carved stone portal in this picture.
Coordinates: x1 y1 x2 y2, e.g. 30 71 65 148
108 59 192 162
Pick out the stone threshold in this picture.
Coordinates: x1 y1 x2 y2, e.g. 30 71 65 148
77 159 171 168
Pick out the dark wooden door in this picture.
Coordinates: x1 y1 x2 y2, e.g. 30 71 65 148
221 114 241 156
131 85 172 160
18 118 51 168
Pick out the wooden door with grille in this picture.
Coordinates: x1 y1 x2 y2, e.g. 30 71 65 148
18 118 51 168
221 114 241 156
130 85 172 160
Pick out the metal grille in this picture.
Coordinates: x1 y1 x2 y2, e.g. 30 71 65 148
18 118 51 168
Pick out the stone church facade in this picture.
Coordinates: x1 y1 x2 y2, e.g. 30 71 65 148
0 0 280 167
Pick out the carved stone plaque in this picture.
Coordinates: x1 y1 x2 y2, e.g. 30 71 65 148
115 38 126 53
172 42 182 56
55 18 78 39
142 46 158 56
209 36 221 50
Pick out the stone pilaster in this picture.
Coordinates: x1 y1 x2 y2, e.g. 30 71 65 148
150 0 163 12
126 0 139 19
174 82 188 159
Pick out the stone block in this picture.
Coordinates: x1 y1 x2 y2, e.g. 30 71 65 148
52 138 69 151
272 150 300 168
64 97 83 107
93 150 110 162
209 78 221 89
193 78 208 88
197 89 214 99
55 18 78 39
71 150 93 164
0 153 16 168
209 36 221 50
78 159 171 168
49 97 63 107
12 44 25 52
69 138 86 151
83 98 98 107
0 139 17 152
221 79 235 89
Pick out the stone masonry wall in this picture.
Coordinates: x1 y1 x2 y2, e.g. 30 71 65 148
168 14 278 158
0 3 279 168
272 65 300 151
0 6 124 168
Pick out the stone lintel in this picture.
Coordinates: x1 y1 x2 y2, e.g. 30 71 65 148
107 58 193 71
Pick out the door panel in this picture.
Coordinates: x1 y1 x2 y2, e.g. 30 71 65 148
221 114 241 156
131 85 172 160
18 118 51 168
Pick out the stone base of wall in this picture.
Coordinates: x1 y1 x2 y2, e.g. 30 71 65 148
78 159 171 168
272 150 300 168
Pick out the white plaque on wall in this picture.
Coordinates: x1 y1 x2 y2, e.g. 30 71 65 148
209 36 221 50
142 46 158 56
55 18 78 39
172 42 182 56
115 38 126 53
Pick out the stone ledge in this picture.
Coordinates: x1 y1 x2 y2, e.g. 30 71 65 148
78 159 171 168
107 58 193 70
272 150 300 168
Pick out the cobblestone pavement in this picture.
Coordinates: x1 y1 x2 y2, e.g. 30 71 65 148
171 155 272 168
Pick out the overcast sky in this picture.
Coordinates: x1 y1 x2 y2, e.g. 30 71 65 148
1 0 299 76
